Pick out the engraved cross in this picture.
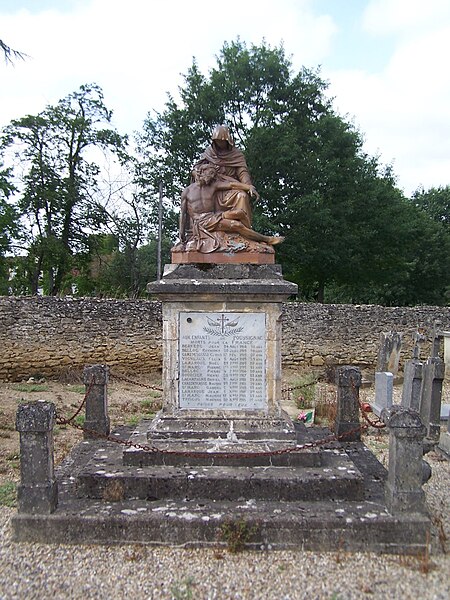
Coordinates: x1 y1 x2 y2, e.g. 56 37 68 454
217 314 229 334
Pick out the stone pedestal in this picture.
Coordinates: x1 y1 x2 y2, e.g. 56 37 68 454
146 264 297 439
16 401 58 514
382 406 427 514
83 364 110 439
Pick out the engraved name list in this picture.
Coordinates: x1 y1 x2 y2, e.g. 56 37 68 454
179 312 266 410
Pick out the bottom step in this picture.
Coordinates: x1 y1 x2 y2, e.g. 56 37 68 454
12 497 429 555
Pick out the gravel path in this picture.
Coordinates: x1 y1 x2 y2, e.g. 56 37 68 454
0 448 448 600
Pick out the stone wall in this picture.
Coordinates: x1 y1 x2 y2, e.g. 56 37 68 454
0 296 448 381
0 297 162 381
282 303 449 372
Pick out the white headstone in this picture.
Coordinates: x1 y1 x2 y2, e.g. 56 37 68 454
372 371 394 417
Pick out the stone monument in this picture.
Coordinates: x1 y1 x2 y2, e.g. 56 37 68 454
147 125 297 441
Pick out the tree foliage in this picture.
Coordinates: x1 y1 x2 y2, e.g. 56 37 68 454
1 83 129 294
412 185 450 228
137 39 449 305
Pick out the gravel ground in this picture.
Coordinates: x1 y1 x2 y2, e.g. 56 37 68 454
0 448 448 600
0 379 448 599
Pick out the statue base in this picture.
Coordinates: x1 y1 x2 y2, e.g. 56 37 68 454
171 233 276 265
171 250 275 264
146 264 297 438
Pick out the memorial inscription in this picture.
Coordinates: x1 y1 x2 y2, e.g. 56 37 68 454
179 312 266 410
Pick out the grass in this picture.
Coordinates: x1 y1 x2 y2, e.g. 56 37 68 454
289 373 317 408
74 414 85 426
219 519 257 553
170 577 195 600
0 481 17 507
66 384 86 394
12 384 49 393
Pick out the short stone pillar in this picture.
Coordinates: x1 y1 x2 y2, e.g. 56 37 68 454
83 364 110 439
382 406 427 514
335 366 361 441
16 401 58 514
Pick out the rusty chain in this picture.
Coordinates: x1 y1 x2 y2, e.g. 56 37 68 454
110 371 163 392
56 377 94 426
57 416 368 458
55 370 385 458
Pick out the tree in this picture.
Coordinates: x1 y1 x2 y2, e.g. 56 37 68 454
0 164 20 293
0 39 28 65
1 83 129 295
138 39 436 304
412 185 450 228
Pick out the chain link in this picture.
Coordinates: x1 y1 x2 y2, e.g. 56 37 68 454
110 371 163 392
56 377 94 426
55 370 383 458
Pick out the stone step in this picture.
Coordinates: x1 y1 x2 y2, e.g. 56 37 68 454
11 430 430 555
12 496 429 555
122 420 321 467
146 415 297 441
76 444 364 502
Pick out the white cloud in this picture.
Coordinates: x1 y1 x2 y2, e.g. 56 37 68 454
362 0 450 35
1 0 335 134
326 2 450 194
2 0 450 194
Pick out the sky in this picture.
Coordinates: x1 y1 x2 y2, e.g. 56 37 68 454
2 0 450 196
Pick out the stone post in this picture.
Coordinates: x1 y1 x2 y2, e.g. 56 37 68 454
16 401 58 514
83 364 110 439
382 406 427 514
335 366 361 441
420 357 445 445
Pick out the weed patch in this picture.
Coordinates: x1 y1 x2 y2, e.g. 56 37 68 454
219 519 257 553
0 481 16 507
12 384 49 393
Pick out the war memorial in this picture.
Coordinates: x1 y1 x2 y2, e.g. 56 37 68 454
12 126 440 554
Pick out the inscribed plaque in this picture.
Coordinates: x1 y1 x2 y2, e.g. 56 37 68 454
179 312 266 410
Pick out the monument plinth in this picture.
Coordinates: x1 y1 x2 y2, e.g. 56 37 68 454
146 263 297 440
146 125 296 441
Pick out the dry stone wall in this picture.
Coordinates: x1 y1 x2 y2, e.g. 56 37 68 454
282 303 449 372
0 297 162 381
0 296 448 381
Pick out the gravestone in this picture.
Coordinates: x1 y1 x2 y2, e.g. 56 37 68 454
401 331 425 410
372 371 393 417
376 332 402 376
443 331 450 380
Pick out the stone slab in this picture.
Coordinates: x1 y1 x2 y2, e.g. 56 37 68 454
179 311 266 410
77 459 364 503
146 415 296 441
